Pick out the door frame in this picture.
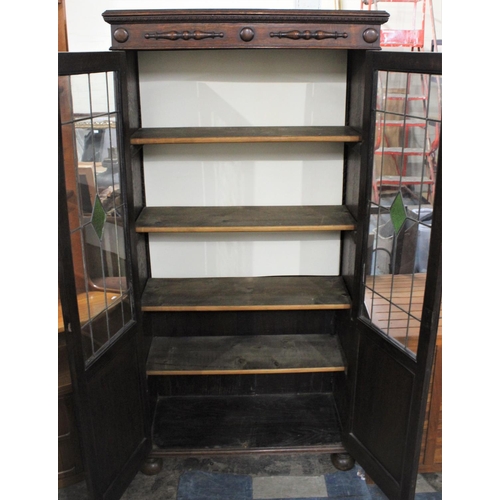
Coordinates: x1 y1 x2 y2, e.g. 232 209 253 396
58 51 152 500
345 50 442 499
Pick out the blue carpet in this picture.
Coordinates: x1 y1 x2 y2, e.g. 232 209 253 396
176 467 442 499
177 471 252 500
325 467 370 497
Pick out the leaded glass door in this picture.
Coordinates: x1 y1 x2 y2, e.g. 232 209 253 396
58 51 151 500
346 51 442 500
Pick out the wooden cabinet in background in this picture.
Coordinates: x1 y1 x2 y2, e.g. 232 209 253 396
419 342 442 473
58 335 84 488
58 0 68 52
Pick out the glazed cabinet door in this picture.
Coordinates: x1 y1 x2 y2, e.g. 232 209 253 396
58 51 151 500
347 51 442 500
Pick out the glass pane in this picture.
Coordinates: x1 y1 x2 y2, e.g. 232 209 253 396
95 114 119 195
363 69 442 357
70 74 91 120
90 72 110 116
405 73 428 120
59 70 133 365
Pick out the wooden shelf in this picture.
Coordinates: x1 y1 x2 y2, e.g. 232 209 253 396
136 205 356 233
141 276 351 312
130 126 362 145
146 334 345 375
151 393 344 454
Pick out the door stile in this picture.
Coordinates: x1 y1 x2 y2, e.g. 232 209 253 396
58 51 152 500
344 50 442 499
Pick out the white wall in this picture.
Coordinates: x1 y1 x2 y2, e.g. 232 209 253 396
137 49 347 277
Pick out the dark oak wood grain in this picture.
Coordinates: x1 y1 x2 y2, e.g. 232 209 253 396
154 372 336 397
130 126 362 145
141 276 352 311
135 205 356 233
103 9 389 51
146 334 345 375
151 393 344 453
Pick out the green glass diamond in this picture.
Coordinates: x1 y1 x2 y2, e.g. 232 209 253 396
91 195 106 240
390 191 406 235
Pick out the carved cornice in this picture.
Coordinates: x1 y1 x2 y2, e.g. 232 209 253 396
102 9 389 26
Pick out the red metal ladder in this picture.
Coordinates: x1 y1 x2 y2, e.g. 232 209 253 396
361 0 427 51
361 0 440 205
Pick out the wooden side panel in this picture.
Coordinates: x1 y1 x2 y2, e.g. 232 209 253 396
84 328 148 499
352 334 414 483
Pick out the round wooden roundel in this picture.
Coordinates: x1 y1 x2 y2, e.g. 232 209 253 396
362 28 379 44
240 27 255 42
113 28 130 43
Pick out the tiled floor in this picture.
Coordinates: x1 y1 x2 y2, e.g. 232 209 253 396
58 454 442 500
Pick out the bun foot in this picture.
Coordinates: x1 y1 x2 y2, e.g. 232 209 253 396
331 452 355 471
140 457 163 476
